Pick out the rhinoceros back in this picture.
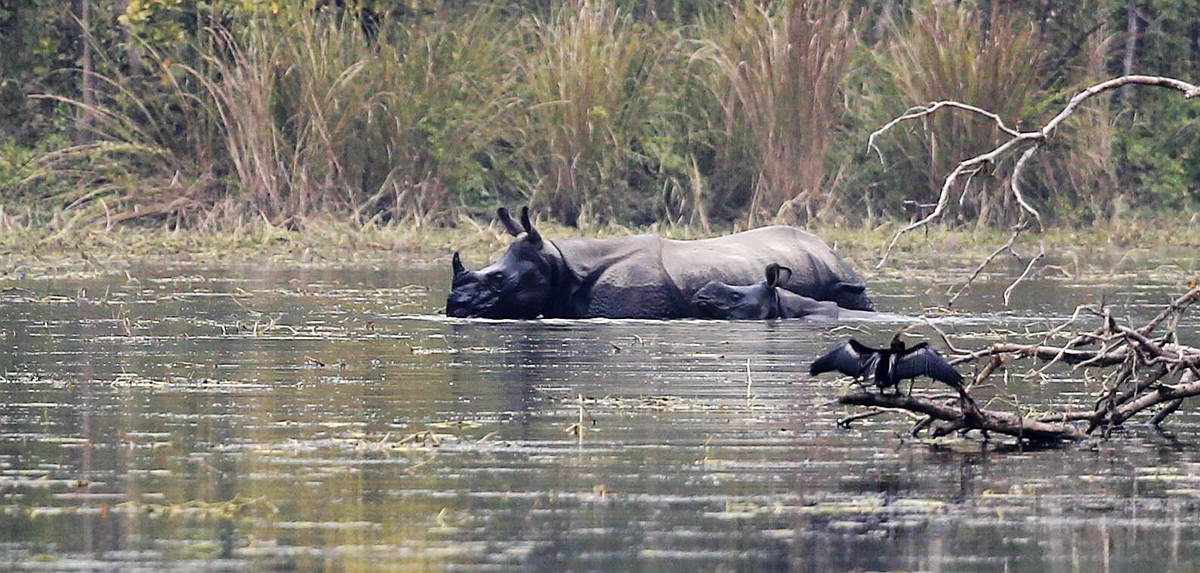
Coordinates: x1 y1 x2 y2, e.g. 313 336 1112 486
660 226 872 311
555 234 688 319
554 226 872 317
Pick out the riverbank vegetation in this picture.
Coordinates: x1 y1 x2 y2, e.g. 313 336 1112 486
1 0 1198 235
0 209 1196 275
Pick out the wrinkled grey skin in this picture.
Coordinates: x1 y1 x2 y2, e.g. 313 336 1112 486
692 263 914 321
447 207 875 319
692 264 841 319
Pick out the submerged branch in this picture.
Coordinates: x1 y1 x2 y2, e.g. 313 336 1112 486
838 393 1086 442
946 228 1021 308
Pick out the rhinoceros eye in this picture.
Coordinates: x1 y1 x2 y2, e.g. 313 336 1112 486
486 271 505 286
730 292 743 302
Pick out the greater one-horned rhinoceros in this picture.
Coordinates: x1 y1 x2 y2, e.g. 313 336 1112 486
446 207 874 319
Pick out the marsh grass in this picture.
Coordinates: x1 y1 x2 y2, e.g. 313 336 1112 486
24 5 524 230
23 39 227 230
1037 23 1121 225
11 1 1195 233
183 6 523 228
1 206 1196 282
694 0 854 223
520 0 675 226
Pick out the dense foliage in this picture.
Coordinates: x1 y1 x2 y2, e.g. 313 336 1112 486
1 0 1197 229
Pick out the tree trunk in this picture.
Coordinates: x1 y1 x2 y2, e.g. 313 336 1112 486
74 0 94 143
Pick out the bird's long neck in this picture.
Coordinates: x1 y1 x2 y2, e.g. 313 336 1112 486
878 336 906 386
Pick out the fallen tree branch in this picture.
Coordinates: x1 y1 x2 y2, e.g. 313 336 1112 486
836 407 925 428
1110 370 1200 427
1139 286 1200 336
956 341 1131 367
836 285 1200 444
838 392 1085 442
946 228 1021 308
1002 241 1045 306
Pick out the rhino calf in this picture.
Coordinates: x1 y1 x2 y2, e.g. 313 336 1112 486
691 263 909 321
691 263 841 320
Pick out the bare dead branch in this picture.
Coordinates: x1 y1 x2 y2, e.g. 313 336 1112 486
871 75 1200 282
1139 285 1200 337
918 320 970 355
955 341 1130 367
1150 399 1185 426
1002 241 1045 306
1009 145 1044 230
867 100 1022 163
946 228 1021 308
1150 370 1188 426
838 392 1086 442
839 286 1200 443
837 407 925 428
1032 305 1095 374
1110 374 1200 427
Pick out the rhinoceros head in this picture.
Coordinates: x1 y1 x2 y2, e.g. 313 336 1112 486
691 263 792 319
446 207 558 319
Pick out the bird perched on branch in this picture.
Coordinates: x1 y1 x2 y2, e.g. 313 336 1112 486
810 333 965 396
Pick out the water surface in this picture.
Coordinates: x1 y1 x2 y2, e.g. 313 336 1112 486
1 249 1198 572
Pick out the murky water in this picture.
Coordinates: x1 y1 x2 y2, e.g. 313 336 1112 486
1 248 1198 572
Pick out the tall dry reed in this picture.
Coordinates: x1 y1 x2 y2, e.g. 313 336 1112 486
694 0 854 224
1047 23 1120 224
30 5 524 229
519 0 672 226
24 37 226 229
186 7 521 228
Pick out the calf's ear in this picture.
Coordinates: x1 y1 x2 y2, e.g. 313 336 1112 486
520 206 542 245
776 265 793 285
498 207 525 237
764 263 780 287
765 263 793 288
452 251 467 275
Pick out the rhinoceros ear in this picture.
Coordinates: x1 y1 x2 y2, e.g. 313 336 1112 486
766 263 792 288
452 251 467 276
520 206 542 245
498 207 525 237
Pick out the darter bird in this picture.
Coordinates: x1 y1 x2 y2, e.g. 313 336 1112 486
810 334 964 395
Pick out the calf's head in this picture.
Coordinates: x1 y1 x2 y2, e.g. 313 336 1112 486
691 264 792 319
